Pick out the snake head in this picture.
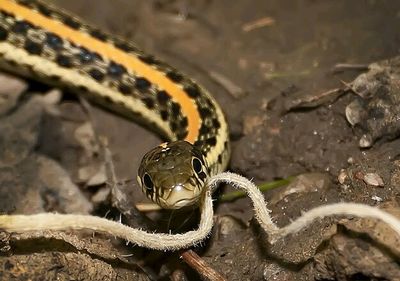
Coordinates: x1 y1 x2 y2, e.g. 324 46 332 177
137 140 209 209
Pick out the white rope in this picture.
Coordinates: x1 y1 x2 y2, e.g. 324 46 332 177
1 172 399 250
0 189 214 251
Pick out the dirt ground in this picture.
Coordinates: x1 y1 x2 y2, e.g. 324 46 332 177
1 0 400 280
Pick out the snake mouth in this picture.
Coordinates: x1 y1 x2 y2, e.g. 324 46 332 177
167 197 199 209
158 184 201 209
159 195 200 209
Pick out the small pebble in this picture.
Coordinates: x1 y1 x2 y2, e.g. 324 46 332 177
359 134 373 148
363 173 384 187
345 100 362 126
371 195 383 202
338 169 348 184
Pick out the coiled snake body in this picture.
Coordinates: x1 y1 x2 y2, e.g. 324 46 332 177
0 0 230 209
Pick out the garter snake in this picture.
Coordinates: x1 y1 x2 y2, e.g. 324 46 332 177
0 0 230 209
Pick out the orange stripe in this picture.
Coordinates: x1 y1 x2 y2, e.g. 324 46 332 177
1 0 200 142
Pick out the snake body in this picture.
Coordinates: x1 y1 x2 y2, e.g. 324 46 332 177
0 0 230 209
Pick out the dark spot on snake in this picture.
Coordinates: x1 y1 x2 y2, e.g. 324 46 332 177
88 68 104 81
206 137 217 146
160 110 169 121
166 71 183 82
170 121 178 131
118 83 131 95
45 33 63 49
194 140 204 147
12 21 32 34
180 117 188 128
205 98 214 108
0 10 13 18
212 118 221 129
171 102 181 115
24 64 34 75
199 124 210 135
177 127 187 137
4 58 17 67
49 75 60 81
78 48 95 63
69 41 78 49
36 3 52 16
177 131 187 140
135 77 151 92
63 16 81 29
24 40 42 55
192 148 205 161
0 26 8 41
142 97 154 109
92 52 103 61
199 107 211 118
224 141 229 149
218 154 222 163
138 54 157 64
78 85 88 92
115 41 132 52
103 96 113 104
90 29 107 41
184 85 200 98
108 62 126 77
17 0 33 8
157 90 170 104
56 54 73 68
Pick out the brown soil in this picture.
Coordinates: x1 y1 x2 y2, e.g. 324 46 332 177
1 1 400 280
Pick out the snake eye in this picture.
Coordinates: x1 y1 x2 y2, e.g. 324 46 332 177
192 157 203 174
143 173 154 190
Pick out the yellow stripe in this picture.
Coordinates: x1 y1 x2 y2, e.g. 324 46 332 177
0 0 200 142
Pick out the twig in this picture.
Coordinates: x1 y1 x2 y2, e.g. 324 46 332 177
181 249 227 281
208 71 245 99
220 176 294 202
242 17 275 32
332 63 369 73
